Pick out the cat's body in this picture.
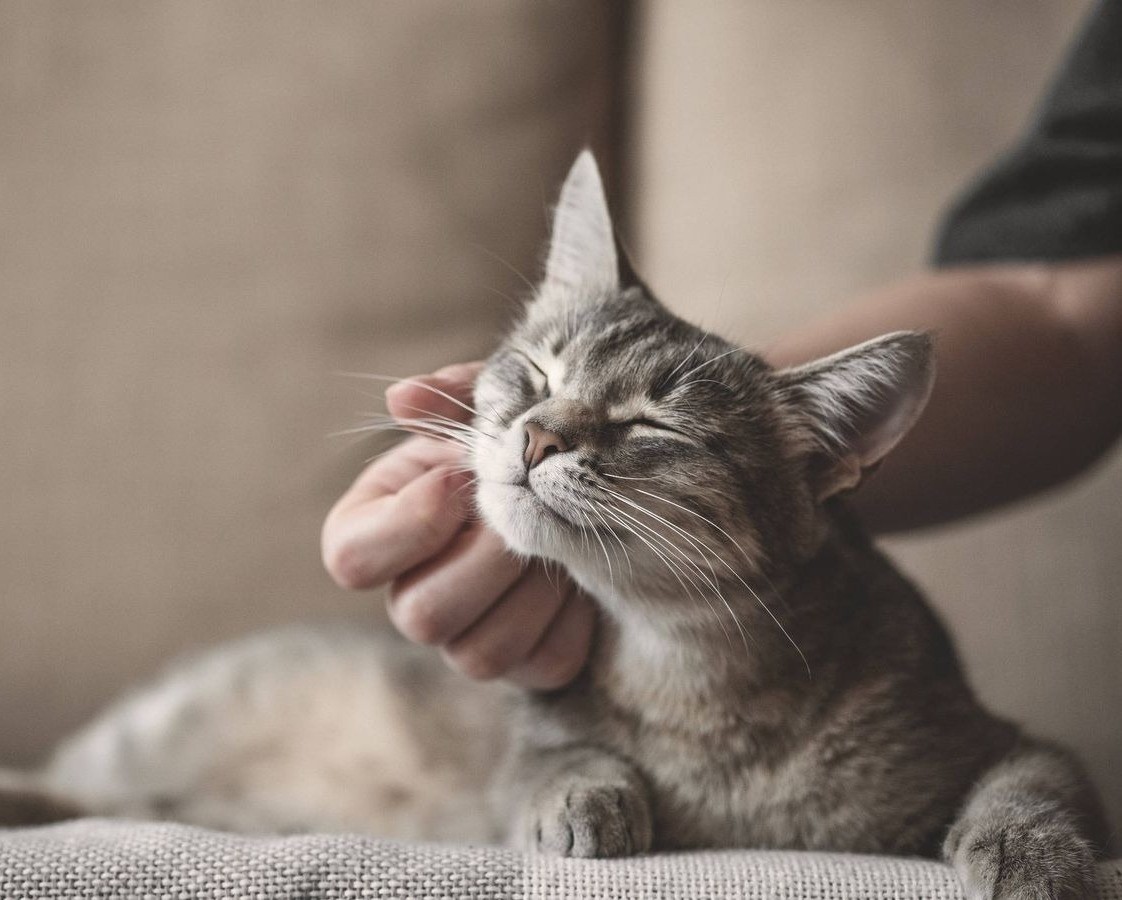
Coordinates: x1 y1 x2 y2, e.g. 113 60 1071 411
41 627 506 842
2 152 1106 898
512 508 1017 856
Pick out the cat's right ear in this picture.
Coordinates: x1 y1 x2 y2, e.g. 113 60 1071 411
775 331 935 502
543 150 620 296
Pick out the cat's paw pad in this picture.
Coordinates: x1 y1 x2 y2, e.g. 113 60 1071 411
527 781 652 858
946 815 1095 899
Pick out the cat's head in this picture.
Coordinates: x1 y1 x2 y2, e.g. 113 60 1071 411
472 152 933 620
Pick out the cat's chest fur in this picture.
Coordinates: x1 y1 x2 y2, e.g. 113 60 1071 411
620 699 820 850
549 617 831 851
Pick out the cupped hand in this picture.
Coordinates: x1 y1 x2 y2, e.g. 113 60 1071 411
322 363 595 690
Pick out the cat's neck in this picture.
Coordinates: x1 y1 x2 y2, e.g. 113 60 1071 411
586 516 882 738
590 588 802 737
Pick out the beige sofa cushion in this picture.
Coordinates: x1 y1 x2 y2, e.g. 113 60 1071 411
5 821 1122 898
0 2 620 762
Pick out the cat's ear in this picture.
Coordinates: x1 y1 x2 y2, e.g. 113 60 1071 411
776 331 935 501
544 150 619 294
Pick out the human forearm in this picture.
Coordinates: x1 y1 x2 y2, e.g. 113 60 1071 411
768 258 1122 533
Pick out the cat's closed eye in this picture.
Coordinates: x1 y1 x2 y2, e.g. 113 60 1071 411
623 417 687 437
516 353 552 399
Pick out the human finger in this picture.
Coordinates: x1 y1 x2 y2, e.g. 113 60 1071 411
385 362 485 424
440 564 569 681
506 588 596 691
322 462 473 590
387 524 523 646
334 436 465 513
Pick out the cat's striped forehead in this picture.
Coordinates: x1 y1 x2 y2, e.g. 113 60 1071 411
509 290 739 410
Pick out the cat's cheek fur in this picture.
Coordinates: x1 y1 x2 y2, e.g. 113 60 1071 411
476 480 564 559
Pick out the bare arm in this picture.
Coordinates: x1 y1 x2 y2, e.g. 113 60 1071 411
768 256 1122 533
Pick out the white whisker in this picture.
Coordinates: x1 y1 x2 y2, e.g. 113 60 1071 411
332 418 478 460
660 334 708 386
601 502 718 591
601 493 721 583
471 241 538 294
671 378 733 394
599 499 744 653
397 405 498 442
595 501 736 650
608 485 809 677
578 509 616 594
601 471 677 483
336 372 499 426
586 503 634 579
595 503 698 600
628 487 756 569
676 346 744 384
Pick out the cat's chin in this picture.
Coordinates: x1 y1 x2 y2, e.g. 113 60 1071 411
476 481 577 560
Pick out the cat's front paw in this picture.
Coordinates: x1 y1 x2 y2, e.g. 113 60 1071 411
522 779 652 858
945 814 1095 900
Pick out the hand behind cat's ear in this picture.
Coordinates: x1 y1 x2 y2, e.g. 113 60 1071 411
776 332 936 501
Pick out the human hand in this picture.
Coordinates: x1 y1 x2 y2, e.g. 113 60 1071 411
322 362 595 690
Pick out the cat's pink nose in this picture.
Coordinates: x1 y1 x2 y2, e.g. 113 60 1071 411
524 422 569 470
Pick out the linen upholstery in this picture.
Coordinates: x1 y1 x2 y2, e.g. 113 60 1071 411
3 821 1122 900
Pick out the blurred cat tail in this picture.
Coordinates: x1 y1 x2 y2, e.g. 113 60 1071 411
0 769 85 827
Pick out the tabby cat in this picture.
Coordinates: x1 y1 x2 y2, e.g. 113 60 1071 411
2 152 1105 900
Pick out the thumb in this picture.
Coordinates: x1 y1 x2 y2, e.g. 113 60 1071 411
386 361 485 423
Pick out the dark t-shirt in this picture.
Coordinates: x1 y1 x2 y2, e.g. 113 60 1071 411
935 0 1122 265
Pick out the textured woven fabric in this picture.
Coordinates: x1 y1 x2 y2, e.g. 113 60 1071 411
2 821 1121 899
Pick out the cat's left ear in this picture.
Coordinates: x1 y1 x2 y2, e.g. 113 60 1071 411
544 150 621 295
776 331 935 502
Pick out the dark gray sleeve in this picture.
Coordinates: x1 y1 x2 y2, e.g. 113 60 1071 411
934 0 1122 266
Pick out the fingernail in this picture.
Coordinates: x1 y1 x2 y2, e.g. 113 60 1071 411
433 364 467 381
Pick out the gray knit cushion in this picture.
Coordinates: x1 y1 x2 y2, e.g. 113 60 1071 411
3 820 1121 899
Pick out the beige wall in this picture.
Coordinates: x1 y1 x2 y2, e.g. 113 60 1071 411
634 0 1121 829
0 2 618 761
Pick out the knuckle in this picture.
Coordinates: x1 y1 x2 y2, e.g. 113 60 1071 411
530 640 584 689
322 534 376 590
407 490 449 547
389 586 448 646
449 644 507 681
